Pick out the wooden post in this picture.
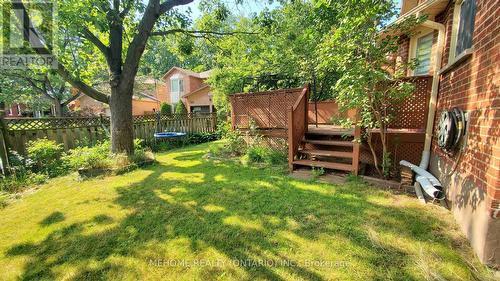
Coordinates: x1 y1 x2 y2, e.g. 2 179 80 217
352 125 361 176
211 113 217 132
304 85 309 133
0 102 10 175
230 97 236 130
287 106 294 171
351 108 362 176
156 111 161 132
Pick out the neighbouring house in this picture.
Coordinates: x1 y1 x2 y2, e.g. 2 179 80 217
70 68 215 116
161 67 215 114
4 103 26 117
69 78 164 116
4 103 55 118
393 0 499 266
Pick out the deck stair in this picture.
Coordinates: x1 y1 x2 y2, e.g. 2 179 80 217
291 125 360 175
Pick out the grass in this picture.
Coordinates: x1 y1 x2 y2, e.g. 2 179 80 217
0 142 495 280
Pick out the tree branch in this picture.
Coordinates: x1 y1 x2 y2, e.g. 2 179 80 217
81 27 110 62
61 91 81 106
120 0 134 17
11 1 109 104
120 0 193 92
159 0 193 14
150 29 259 37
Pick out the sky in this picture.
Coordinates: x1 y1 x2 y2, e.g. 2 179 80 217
177 0 402 20
179 0 401 21
176 0 282 20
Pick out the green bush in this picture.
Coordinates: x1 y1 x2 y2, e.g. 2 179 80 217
175 102 188 114
160 103 172 114
26 139 67 177
63 141 112 171
245 145 287 165
222 130 246 156
130 149 155 165
264 149 287 165
134 138 145 150
246 145 267 163
0 172 48 194
7 150 33 176
186 132 219 144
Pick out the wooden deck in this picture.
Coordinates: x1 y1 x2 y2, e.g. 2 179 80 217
307 125 354 136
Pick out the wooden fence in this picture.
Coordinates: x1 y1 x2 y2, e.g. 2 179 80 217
0 113 217 155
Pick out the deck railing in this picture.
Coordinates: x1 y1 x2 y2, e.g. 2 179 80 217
287 85 309 170
229 87 304 130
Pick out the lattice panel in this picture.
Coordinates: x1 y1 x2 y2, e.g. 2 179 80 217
389 76 432 129
229 87 304 129
360 132 425 175
5 117 106 131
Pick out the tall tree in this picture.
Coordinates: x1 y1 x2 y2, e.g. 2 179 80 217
202 0 340 114
10 0 196 154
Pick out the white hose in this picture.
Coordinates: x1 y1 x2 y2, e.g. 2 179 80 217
400 160 444 200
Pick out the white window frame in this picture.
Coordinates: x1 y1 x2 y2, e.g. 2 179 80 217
169 75 184 104
408 30 434 76
448 0 476 62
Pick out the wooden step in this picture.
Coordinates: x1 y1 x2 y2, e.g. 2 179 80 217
306 128 354 136
299 149 353 158
292 160 353 171
303 139 354 147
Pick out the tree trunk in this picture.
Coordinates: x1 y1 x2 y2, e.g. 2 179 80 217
52 98 63 117
367 131 382 177
0 101 10 175
109 89 134 155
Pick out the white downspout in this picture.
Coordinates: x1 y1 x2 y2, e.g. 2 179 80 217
399 19 445 202
419 20 445 169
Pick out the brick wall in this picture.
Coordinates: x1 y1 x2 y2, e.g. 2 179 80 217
431 0 499 218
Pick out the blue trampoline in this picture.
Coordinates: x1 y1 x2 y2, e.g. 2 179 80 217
154 132 187 138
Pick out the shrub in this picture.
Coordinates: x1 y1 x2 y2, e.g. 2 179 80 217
0 172 48 194
8 150 33 176
63 141 112 171
222 130 246 156
246 145 267 163
264 149 287 165
186 132 219 144
216 120 232 138
26 139 67 177
134 138 145 150
175 102 188 114
245 145 287 165
311 167 325 179
160 103 172 114
130 149 155 165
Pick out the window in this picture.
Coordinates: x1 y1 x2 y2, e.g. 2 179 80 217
170 78 184 104
414 33 433 75
170 78 184 93
190 106 210 114
455 0 476 56
449 0 476 60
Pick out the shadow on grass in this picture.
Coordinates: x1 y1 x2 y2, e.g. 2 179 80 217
6 144 475 280
39 211 65 226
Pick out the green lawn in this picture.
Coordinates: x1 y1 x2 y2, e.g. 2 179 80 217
0 142 494 280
